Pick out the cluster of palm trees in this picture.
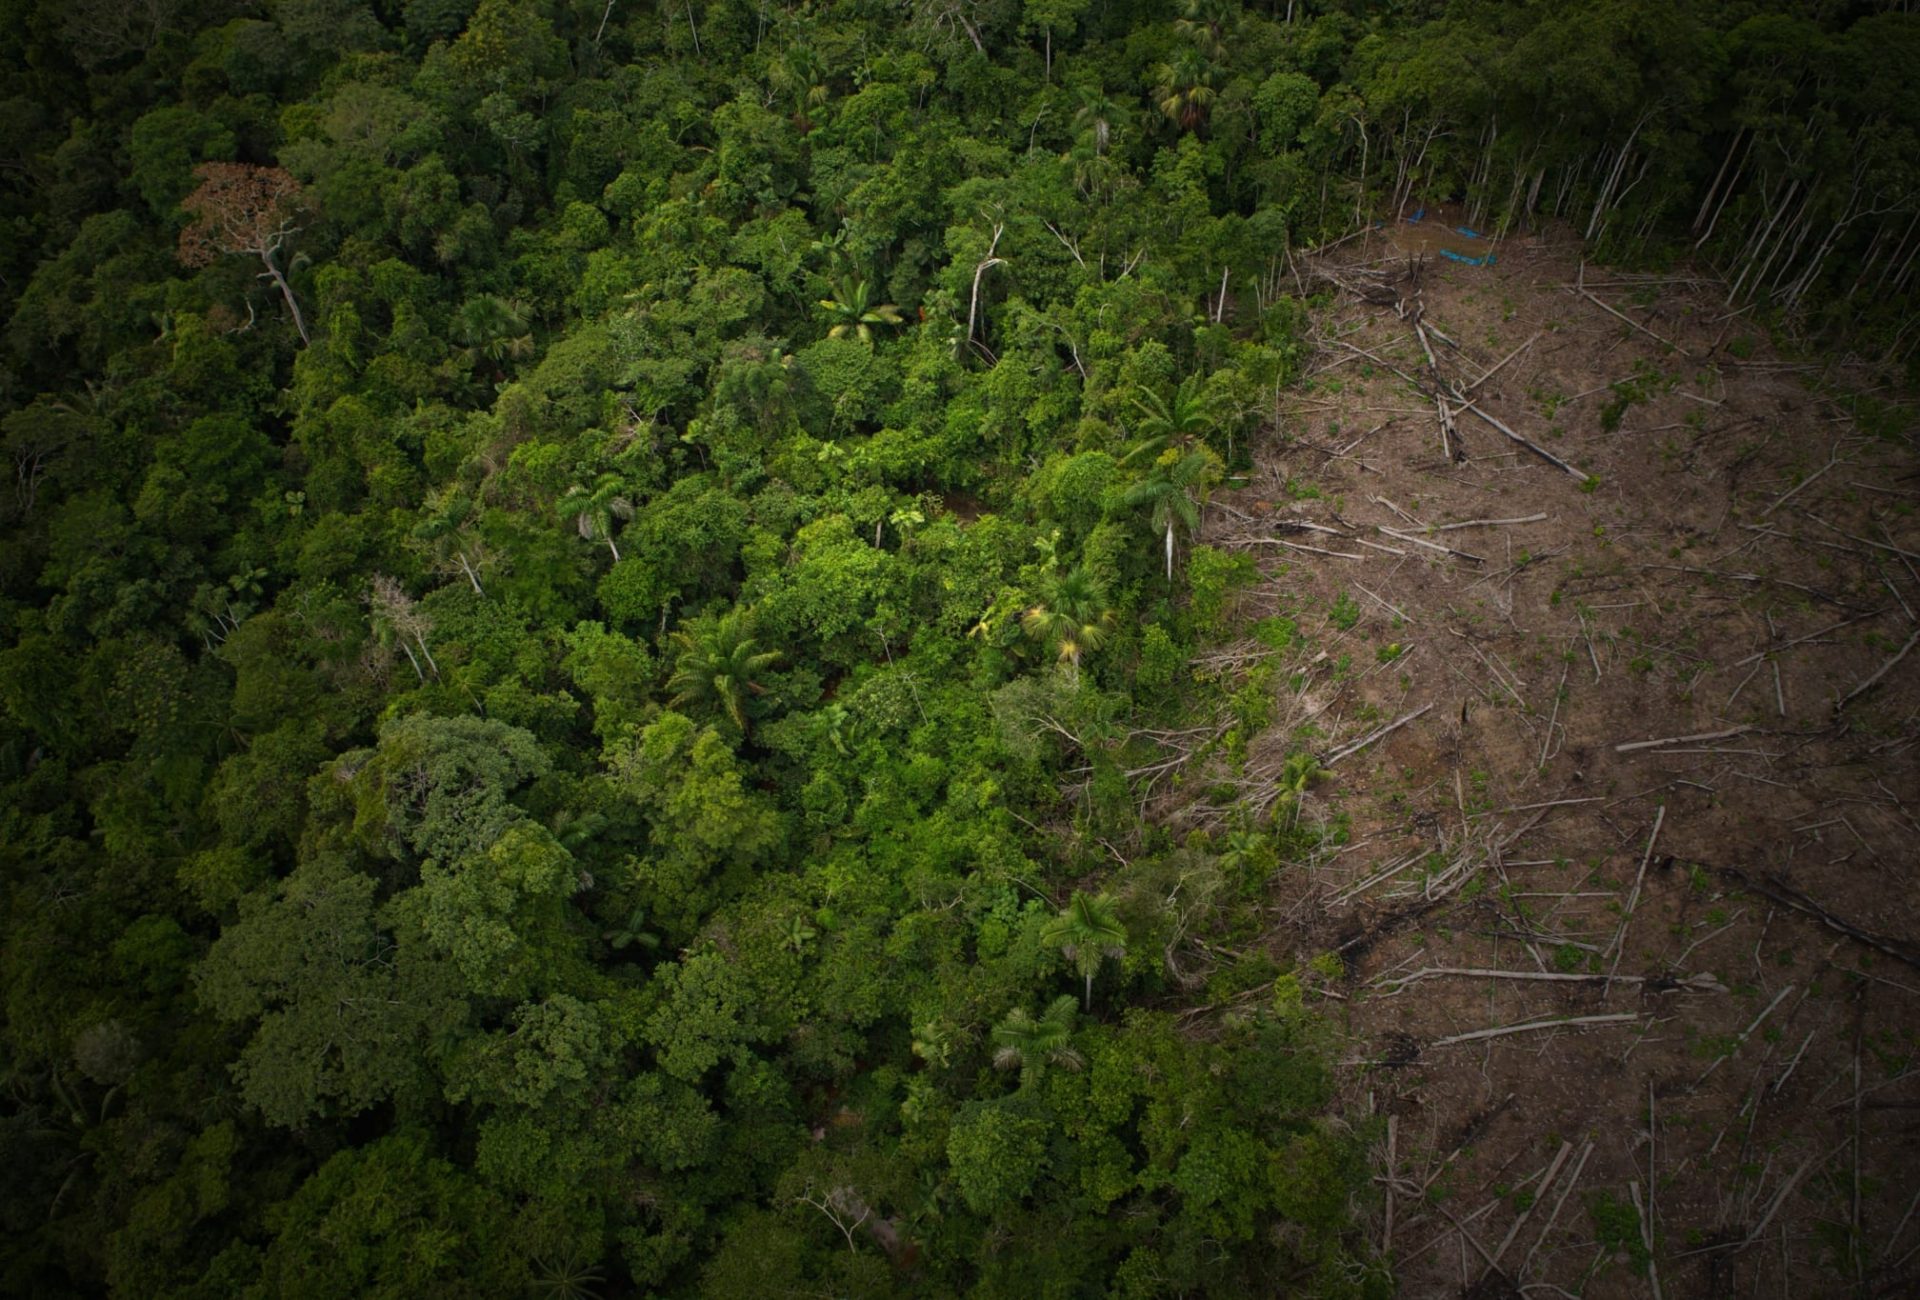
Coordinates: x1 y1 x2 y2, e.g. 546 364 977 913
1017 376 1229 682
989 892 1128 1086
1153 0 1240 134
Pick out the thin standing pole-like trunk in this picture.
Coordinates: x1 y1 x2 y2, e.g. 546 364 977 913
1165 522 1175 582
607 534 621 563
399 640 425 682
1889 212 1920 295
1586 114 1647 242
414 635 439 678
1352 116 1369 229
260 248 309 346
1695 129 1754 250
1730 174 1799 303
458 551 484 596
1694 126 1749 233
1743 178 1816 304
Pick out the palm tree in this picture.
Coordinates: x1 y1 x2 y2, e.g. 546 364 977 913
1021 566 1117 682
1122 449 1220 582
1122 376 1219 466
771 44 831 132
559 474 635 561
666 607 782 732
1042 892 1129 1011
412 488 489 595
602 903 661 955
817 274 903 345
991 995 1084 1084
1071 85 1124 157
1174 0 1238 61
1273 751 1333 832
1154 46 1219 134
452 295 535 377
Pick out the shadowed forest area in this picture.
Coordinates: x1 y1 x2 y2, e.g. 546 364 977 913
1 1 1916 1296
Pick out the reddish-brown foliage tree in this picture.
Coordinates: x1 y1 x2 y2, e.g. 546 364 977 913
178 163 312 346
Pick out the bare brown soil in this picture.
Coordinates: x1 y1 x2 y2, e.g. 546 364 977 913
1196 225 1920 1297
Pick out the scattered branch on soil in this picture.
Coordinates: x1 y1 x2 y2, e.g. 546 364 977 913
1615 726 1752 753
1836 628 1920 711
1429 1013 1641 1049
1325 703 1435 765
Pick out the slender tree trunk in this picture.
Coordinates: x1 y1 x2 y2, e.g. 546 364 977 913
399 640 425 682
1586 115 1646 242
1083 969 1093 1011
1694 127 1748 232
458 550 484 596
1731 175 1799 303
260 249 309 346
414 635 439 678
1165 522 1174 582
1887 211 1920 296
1352 117 1369 229
1695 131 1752 250
607 534 621 563
1744 179 1816 304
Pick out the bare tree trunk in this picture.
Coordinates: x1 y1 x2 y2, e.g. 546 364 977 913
1694 126 1748 233
1743 179 1816 304
1694 130 1753 250
1352 116 1369 229
399 640 425 682
1887 211 1920 296
458 551 485 596
260 249 309 346
1730 175 1799 303
1586 115 1647 242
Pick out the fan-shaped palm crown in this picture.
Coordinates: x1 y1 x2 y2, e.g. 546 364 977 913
666 607 782 732
1020 565 1117 679
1154 46 1219 133
991 995 1084 1084
818 274 904 345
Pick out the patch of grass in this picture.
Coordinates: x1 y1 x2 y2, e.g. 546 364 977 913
1328 591 1360 631
1588 1190 1651 1272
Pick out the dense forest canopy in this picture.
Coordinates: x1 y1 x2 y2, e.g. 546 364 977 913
0 0 1913 1295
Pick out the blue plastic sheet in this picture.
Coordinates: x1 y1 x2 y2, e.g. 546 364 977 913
1438 248 1497 267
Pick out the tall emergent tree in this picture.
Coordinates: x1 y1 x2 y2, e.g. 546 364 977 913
178 163 312 345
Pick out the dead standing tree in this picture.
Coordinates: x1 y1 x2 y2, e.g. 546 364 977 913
177 163 312 347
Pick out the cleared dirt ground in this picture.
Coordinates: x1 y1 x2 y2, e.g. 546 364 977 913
1191 219 1920 1297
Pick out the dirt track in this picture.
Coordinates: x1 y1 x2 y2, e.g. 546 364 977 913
1197 223 1920 1297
